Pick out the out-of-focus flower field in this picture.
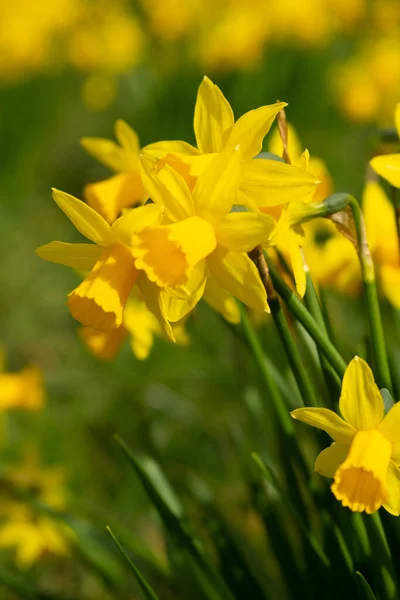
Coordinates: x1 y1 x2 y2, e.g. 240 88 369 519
2 1 400 599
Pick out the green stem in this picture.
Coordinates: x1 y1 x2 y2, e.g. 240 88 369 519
303 271 342 398
238 302 294 437
264 253 347 379
348 198 393 393
269 294 318 407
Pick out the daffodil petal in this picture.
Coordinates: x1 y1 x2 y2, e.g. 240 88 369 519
84 172 146 224
207 247 268 312
288 236 306 298
140 154 193 221
194 76 235 154
137 273 174 342
378 401 400 444
314 443 350 477
339 356 384 431
370 154 400 188
392 442 400 463
36 242 103 270
159 261 207 322
240 159 319 208
143 140 201 160
52 189 115 247
216 211 274 252
115 119 140 159
81 137 129 173
225 102 287 162
203 277 240 324
111 204 164 246
396 103 400 139
193 150 242 221
363 181 398 256
380 265 400 309
291 407 355 443
384 461 400 516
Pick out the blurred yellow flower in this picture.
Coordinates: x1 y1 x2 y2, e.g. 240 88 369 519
81 120 147 224
292 356 400 515
0 365 45 411
363 180 400 308
36 190 167 333
0 452 72 569
370 104 400 187
133 150 273 322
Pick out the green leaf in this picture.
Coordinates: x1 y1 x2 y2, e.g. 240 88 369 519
115 435 236 600
356 572 378 600
108 527 160 600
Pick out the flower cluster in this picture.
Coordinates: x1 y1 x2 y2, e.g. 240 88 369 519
37 77 318 353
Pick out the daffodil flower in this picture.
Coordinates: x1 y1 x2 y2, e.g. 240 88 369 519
81 120 147 223
292 356 400 515
131 150 273 321
364 180 400 309
370 104 400 187
144 76 319 209
36 189 165 332
79 295 189 362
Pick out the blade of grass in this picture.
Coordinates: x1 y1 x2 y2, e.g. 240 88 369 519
356 572 378 600
115 435 236 600
107 527 160 600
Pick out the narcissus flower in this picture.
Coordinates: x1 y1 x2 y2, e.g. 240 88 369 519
0 451 72 569
292 356 400 515
79 295 189 361
0 365 45 411
364 180 400 308
36 189 164 332
145 76 319 209
81 120 147 223
370 104 400 187
132 150 274 321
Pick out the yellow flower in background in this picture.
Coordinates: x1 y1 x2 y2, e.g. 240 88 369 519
363 180 400 308
0 452 72 569
145 77 319 210
79 295 189 362
36 190 165 333
261 122 327 296
370 104 400 187
133 150 273 322
0 508 70 570
268 122 332 203
81 120 147 224
0 365 45 411
303 222 360 295
292 356 400 515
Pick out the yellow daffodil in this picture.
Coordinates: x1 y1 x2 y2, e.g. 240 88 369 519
0 365 45 411
145 76 319 210
132 150 273 322
36 189 165 332
81 120 147 224
268 122 332 202
292 356 400 515
261 122 327 297
303 222 360 295
79 295 189 361
363 180 400 308
0 452 72 569
0 506 70 569
370 103 400 187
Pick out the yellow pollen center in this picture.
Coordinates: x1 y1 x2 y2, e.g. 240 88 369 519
331 429 392 514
